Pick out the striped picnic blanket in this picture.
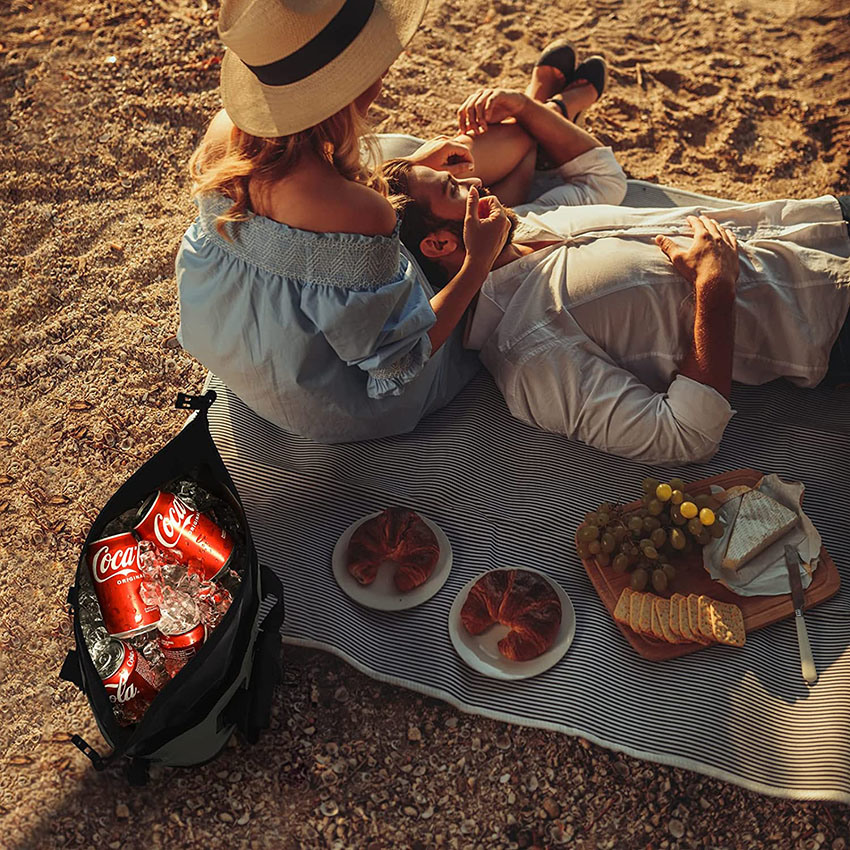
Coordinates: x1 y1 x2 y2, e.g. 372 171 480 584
203 173 850 803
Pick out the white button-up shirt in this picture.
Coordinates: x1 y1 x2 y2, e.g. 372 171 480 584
467 153 850 465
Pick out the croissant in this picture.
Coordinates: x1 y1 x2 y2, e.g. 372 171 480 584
347 507 440 592
460 570 561 661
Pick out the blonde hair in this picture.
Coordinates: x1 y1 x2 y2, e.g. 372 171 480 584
189 104 387 238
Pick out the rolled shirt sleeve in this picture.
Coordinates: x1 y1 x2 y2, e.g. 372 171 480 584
485 321 734 466
519 146 628 213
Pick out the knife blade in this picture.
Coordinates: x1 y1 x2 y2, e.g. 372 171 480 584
784 544 817 685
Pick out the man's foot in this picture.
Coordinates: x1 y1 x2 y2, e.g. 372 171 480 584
526 40 577 102
548 56 607 124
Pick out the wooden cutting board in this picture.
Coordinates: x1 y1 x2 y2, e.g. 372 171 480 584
578 468 841 661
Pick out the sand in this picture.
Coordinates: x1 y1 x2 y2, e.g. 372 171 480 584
1 0 849 847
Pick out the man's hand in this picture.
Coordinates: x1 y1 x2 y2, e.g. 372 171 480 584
408 137 475 176
457 89 528 136
462 186 511 270
663 215 738 399
655 215 739 301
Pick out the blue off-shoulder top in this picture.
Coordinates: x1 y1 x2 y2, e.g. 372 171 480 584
175 194 480 442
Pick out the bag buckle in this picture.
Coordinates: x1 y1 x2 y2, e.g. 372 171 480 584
175 390 217 411
71 734 106 770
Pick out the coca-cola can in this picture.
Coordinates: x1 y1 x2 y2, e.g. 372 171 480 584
158 622 207 678
134 491 234 581
101 641 161 721
86 532 161 638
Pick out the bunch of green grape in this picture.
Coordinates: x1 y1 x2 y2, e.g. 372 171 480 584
575 477 726 594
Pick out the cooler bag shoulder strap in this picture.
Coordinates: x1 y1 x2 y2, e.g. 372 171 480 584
226 565 285 744
59 586 85 692
59 650 85 692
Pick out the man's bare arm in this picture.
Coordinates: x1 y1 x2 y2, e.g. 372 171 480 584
656 215 739 399
457 90 603 169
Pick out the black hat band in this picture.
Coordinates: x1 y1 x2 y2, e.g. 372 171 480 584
245 0 377 87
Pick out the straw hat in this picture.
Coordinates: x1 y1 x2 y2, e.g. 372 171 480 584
218 0 429 138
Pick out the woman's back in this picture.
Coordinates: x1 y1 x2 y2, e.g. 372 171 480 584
201 109 397 237
177 110 479 442
175 0 501 443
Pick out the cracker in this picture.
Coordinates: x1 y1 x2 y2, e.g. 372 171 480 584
709 600 746 647
677 596 695 641
669 593 686 639
697 595 716 641
650 598 665 640
688 594 713 645
629 591 643 633
639 593 654 636
613 587 633 626
653 596 679 644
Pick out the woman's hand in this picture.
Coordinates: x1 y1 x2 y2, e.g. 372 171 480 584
462 186 511 271
655 215 739 305
457 89 528 136
408 136 475 176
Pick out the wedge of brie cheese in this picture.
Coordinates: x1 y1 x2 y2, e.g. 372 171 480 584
721 489 799 570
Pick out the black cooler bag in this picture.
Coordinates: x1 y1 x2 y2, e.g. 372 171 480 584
59 391 284 784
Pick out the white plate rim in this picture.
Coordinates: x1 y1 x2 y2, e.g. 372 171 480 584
448 567 576 680
332 510 453 611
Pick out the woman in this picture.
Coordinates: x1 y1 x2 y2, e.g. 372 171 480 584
176 0 511 443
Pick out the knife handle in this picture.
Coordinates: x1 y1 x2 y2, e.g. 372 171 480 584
795 612 818 686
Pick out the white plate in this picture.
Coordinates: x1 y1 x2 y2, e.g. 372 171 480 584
332 511 453 611
448 568 576 680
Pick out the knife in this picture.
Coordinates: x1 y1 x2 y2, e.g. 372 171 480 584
784 544 817 686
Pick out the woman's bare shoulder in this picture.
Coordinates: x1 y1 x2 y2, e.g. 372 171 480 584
330 180 397 236
203 109 233 147
267 174 396 237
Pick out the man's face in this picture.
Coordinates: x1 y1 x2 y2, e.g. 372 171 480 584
407 165 484 221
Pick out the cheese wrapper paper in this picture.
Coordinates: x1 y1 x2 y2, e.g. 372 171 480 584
702 474 820 597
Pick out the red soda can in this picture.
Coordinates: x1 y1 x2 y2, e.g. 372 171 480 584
100 641 161 723
87 532 161 638
158 622 207 678
134 491 234 581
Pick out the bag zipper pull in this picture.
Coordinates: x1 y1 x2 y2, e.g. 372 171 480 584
71 734 106 770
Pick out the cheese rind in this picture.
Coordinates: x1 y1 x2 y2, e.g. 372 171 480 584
721 489 799 570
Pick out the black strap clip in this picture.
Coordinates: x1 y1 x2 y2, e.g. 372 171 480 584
71 734 106 771
175 390 217 411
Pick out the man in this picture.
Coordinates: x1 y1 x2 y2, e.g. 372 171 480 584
384 90 850 466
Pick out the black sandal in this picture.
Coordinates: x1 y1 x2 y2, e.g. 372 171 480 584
535 40 577 86
570 55 608 125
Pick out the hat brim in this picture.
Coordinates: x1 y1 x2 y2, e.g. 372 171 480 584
220 0 429 137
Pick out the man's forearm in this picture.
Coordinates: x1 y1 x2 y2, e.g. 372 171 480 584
677 280 735 398
515 96 601 168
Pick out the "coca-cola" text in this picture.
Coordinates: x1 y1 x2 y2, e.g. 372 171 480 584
91 541 140 585
152 495 198 550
